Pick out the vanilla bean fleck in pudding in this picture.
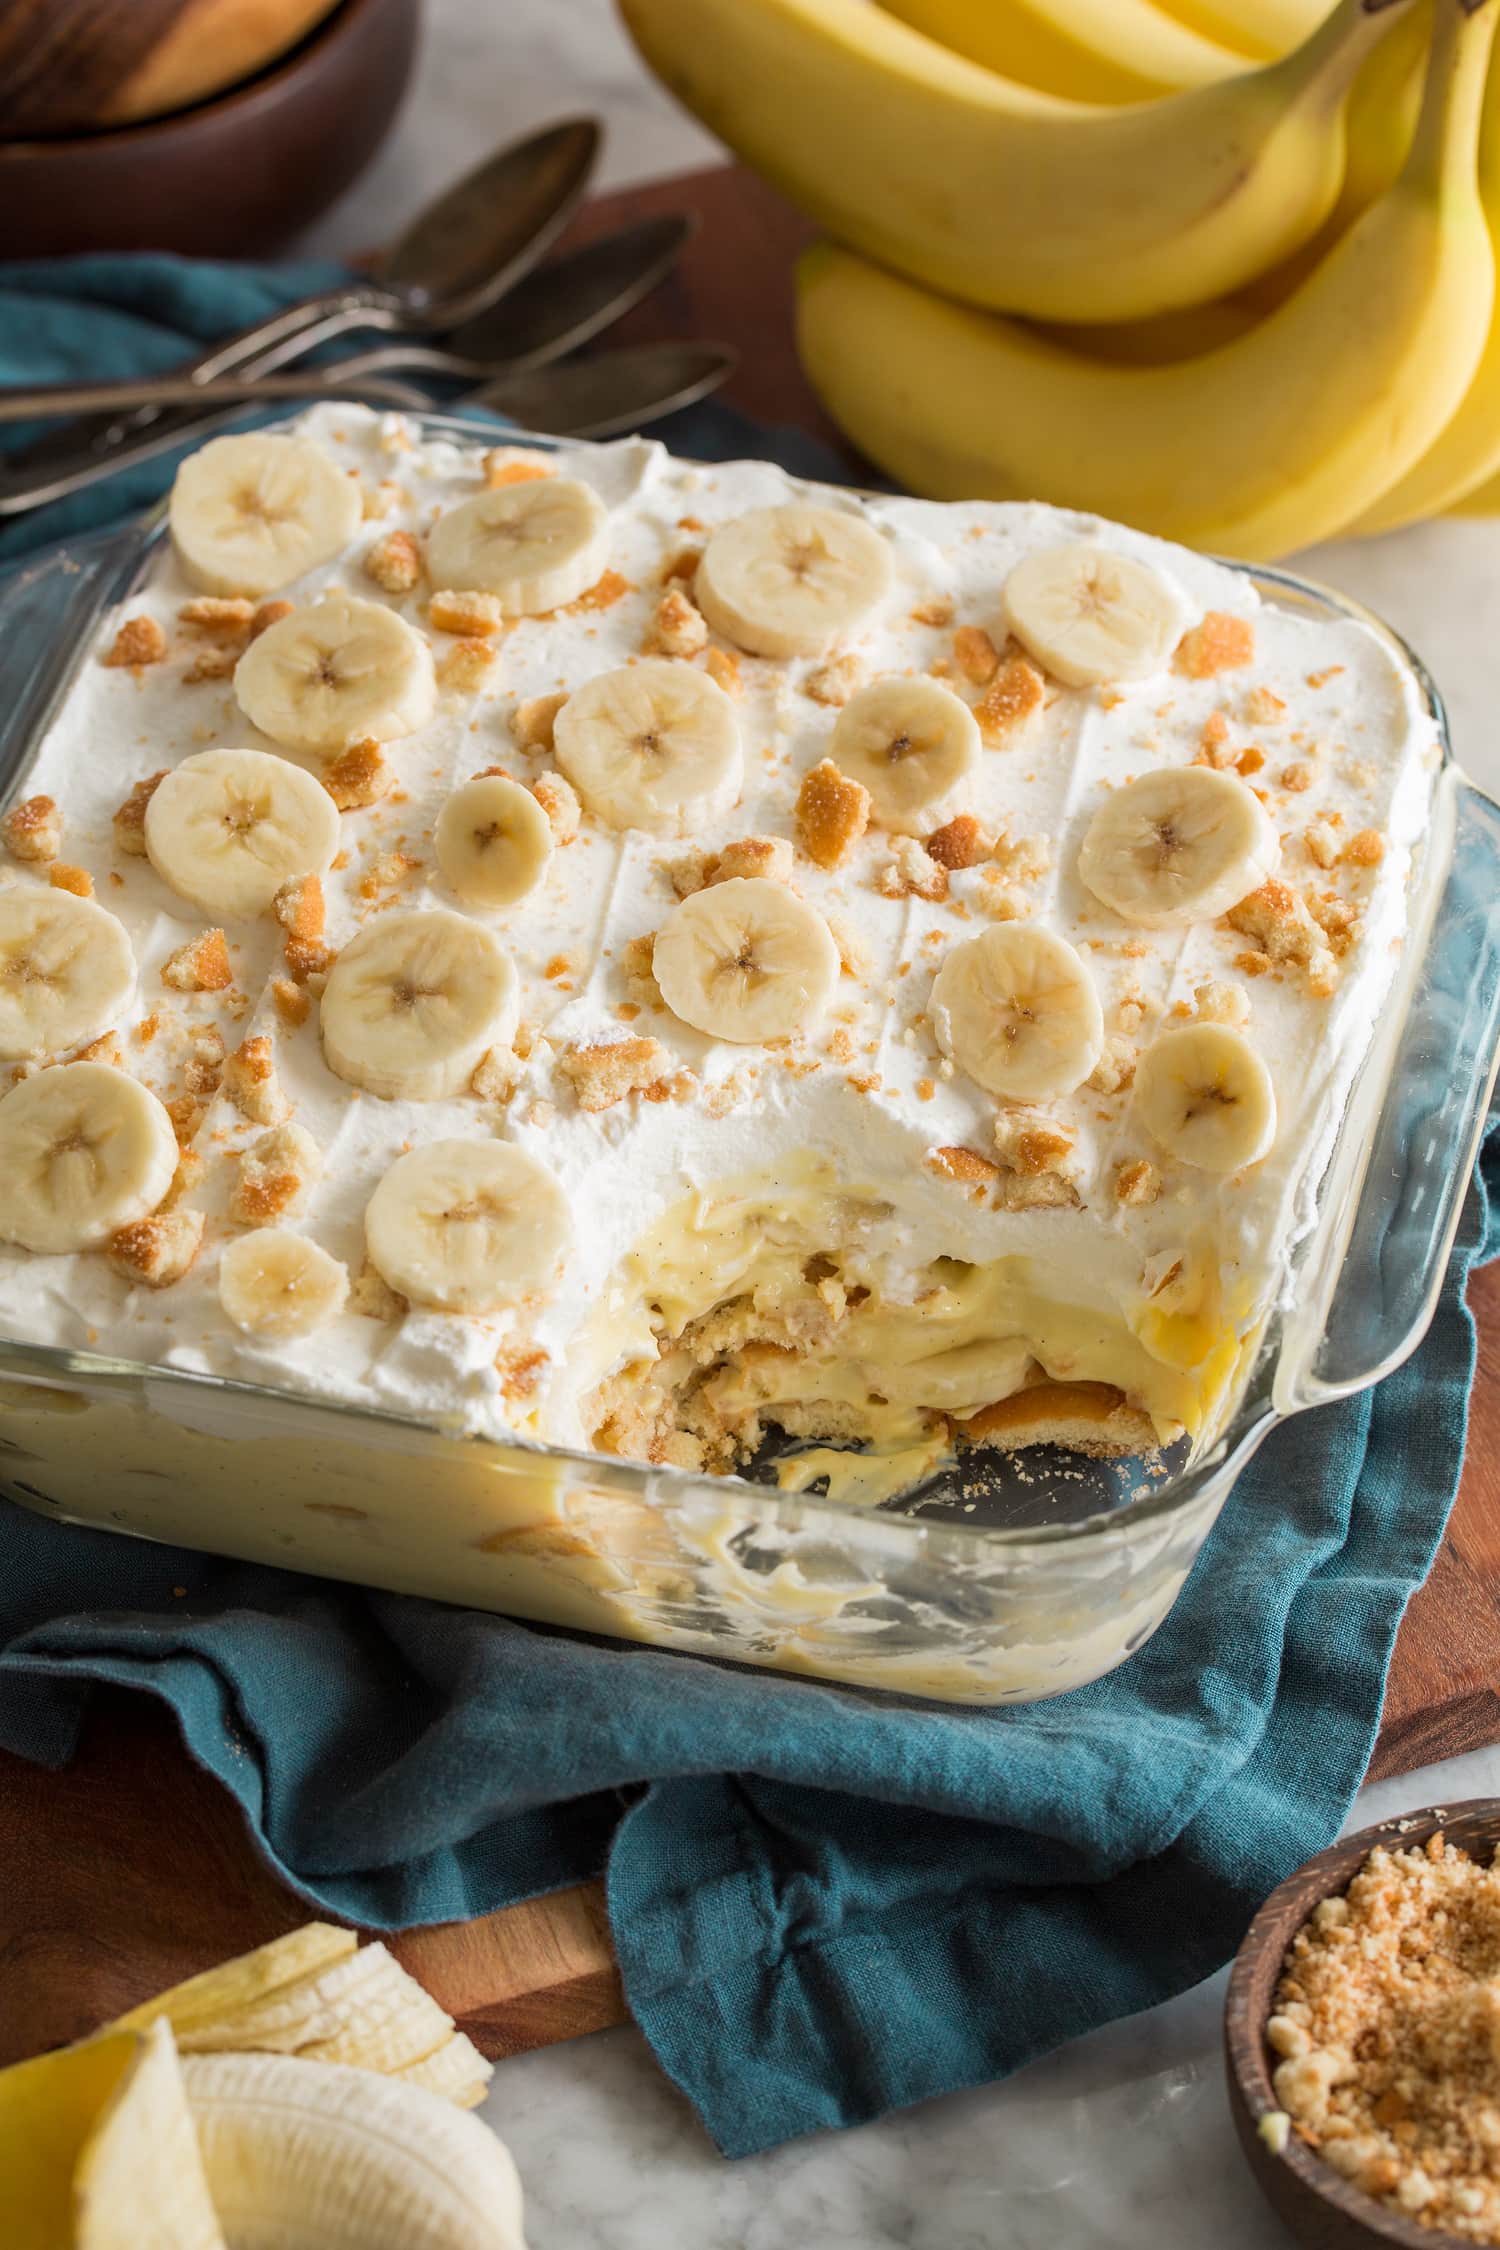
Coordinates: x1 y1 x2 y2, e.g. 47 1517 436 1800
0 406 1440 1506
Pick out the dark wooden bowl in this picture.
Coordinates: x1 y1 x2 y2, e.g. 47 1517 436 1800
0 0 420 259
1225 1798 1500 2250
0 0 346 136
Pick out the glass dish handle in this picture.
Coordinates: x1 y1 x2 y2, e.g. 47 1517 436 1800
1288 771 1500 1409
0 526 146 810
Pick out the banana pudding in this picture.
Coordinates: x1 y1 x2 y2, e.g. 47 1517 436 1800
0 405 1439 1520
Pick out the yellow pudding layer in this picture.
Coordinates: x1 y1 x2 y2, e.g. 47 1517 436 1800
578 1160 1259 1497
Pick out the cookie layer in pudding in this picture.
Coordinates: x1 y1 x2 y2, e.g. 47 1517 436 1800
0 406 1438 1501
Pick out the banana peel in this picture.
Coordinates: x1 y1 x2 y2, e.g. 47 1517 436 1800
1 2021 222 2250
105 1923 492 2108
74 2021 225 2250
0 1925 507 2246
107 1922 357 2040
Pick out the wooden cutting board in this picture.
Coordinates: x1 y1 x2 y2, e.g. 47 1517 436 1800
3 163 1498 2071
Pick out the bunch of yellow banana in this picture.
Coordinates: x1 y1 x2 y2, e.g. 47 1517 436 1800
619 0 1500 556
1 1923 528 2248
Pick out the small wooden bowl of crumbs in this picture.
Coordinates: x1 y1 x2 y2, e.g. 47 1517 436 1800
1226 1801 1500 2249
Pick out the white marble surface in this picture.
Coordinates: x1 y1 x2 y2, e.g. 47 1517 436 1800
482 1747 1500 2249
309 4 1500 2239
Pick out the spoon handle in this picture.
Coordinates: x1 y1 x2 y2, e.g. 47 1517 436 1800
0 370 429 423
0 288 403 514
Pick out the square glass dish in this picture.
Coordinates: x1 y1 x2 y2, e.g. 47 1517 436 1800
1 411 1498 1707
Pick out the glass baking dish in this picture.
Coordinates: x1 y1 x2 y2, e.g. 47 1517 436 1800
1 410 1498 1707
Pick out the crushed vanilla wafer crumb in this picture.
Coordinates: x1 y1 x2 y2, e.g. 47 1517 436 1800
2 796 61 863
511 692 567 752
796 759 869 871
161 928 231 993
1269 1832 1500 2240
645 587 709 659
102 616 167 670
113 772 165 856
324 738 392 811
364 529 423 595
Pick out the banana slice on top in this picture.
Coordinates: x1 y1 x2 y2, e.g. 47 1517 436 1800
931 924 1102 1101
1134 1023 1275 1173
695 503 893 658
553 659 742 835
235 591 436 756
653 876 839 1044
427 478 609 613
219 1230 349 1340
365 1139 570 1313
1078 766 1278 929
0 889 135 1059
320 907 518 1101
829 676 979 831
145 748 340 921
436 775 554 909
0 1061 178 1253
169 432 362 597
1003 543 1184 688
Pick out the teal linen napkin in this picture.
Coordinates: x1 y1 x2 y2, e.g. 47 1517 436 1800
0 255 1493 2157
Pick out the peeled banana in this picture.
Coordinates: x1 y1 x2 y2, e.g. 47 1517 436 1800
145 746 340 920
620 0 1408 322
694 502 893 655
0 1062 179 1255
553 658 743 833
1135 1022 1277 1169
1078 767 1280 927
795 0 1496 559
183 2051 525 2250
653 875 841 1041
428 477 610 612
236 591 437 756
219 1230 349 1340
828 676 978 830
437 774 555 907
365 1139 571 1312
320 908 519 1101
1002 543 1187 685
170 432 362 598
0 888 135 1059
930 924 1103 1100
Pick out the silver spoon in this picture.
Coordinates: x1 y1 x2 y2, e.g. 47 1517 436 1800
469 342 738 438
0 344 740 436
0 118 601 509
0 217 697 423
0 345 737 518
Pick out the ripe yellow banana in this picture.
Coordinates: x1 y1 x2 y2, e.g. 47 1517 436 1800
874 0 1245 102
1032 0 1427 365
1346 17 1500 528
1152 0 1331 59
794 0 1496 561
1446 465 1500 508
619 0 1411 322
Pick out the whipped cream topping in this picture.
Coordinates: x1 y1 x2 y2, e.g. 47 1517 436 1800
0 405 1439 1467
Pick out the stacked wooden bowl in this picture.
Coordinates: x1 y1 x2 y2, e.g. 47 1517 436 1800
0 0 421 256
